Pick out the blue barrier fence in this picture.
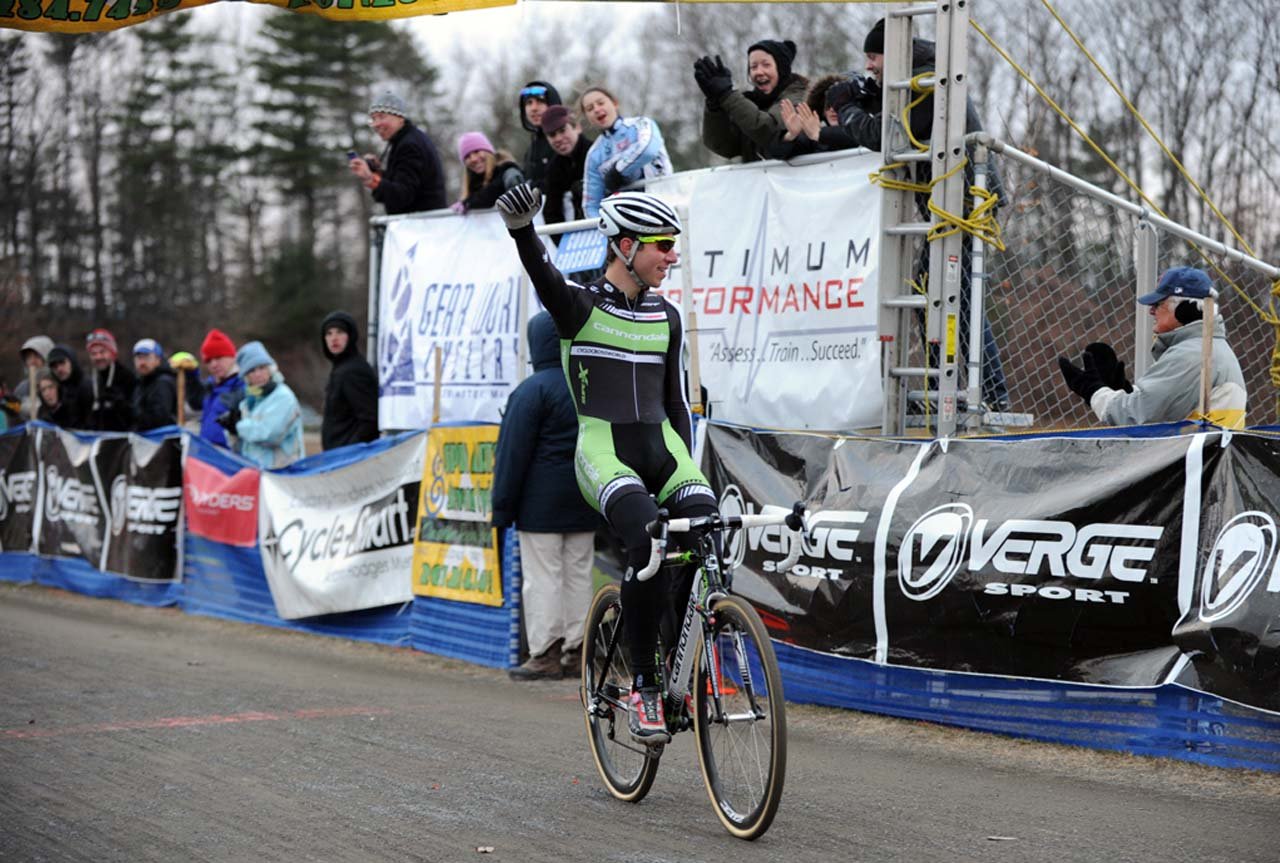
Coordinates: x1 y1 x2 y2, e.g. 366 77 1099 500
2 421 1279 772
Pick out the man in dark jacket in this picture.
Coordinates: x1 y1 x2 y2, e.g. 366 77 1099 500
493 312 601 680
130 339 177 431
349 91 447 215
320 311 378 451
517 80 563 191
84 328 136 432
47 344 94 429
172 328 244 446
539 105 592 238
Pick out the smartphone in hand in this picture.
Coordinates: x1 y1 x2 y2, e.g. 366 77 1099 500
346 150 359 161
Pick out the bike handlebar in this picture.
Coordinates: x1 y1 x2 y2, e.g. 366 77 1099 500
634 501 809 582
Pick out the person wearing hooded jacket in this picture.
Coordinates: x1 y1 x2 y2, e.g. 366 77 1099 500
175 328 245 447
492 312 602 681
130 339 178 431
1059 268 1248 429
15 335 54 420
320 311 378 451
223 341 305 469
46 345 94 429
517 80 563 191
694 39 809 163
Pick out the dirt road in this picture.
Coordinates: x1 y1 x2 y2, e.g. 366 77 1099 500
1 582 1276 863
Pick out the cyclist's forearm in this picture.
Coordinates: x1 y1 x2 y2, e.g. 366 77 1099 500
510 224 574 323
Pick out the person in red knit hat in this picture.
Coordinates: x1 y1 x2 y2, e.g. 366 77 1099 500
169 328 245 447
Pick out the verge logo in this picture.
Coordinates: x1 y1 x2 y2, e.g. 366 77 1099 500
43 465 100 525
897 507 1165 604
718 484 866 580
1198 511 1280 623
898 503 972 601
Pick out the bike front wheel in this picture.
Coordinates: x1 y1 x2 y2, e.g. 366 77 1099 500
581 582 660 802
692 594 787 840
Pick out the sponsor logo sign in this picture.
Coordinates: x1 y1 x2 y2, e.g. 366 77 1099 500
412 425 501 606
1197 511 1280 623
183 455 260 547
258 434 423 620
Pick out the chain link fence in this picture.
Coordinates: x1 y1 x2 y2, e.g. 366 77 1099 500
970 157 1279 431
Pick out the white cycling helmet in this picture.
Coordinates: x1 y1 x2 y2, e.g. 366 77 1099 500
598 192 683 238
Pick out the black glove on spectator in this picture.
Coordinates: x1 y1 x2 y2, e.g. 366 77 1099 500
603 165 627 193
216 405 241 433
825 80 857 114
693 55 734 104
1082 342 1133 393
856 76 883 111
1058 356 1105 405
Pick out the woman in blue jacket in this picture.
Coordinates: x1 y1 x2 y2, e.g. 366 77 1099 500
223 341 305 469
579 85 672 218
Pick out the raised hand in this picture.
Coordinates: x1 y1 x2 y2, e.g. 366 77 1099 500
495 183 543 231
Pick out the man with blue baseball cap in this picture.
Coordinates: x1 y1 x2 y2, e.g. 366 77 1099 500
1058 267 1247 428
131 338 178 431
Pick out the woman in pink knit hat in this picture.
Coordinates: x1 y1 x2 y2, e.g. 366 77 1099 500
452 131 525 214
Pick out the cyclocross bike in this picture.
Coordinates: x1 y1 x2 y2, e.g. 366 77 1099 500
580 501 808 840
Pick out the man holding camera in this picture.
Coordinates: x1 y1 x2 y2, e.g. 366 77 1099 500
348 91 447 216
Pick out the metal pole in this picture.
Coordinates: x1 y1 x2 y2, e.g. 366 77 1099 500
966 144 989 421
515 274 530 385
1198 294 1217 420
1133 220 1158 379
367 222 384 373
976 133 1280 280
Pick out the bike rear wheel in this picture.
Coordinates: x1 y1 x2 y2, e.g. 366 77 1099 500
692 594 787 840
581 582 659 802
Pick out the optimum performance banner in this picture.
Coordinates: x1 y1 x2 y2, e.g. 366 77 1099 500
703 424 1280 712
257 433 422 620
647 153 882 431
377 211 531 430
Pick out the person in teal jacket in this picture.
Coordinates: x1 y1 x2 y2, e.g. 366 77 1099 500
220 341 305 469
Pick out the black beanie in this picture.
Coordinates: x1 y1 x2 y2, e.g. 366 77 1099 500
864 18 885 54
747 39 797 84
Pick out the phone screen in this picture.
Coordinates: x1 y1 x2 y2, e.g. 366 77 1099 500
346 150 358 161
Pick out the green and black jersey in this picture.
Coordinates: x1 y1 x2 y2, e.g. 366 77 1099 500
510 224 707 516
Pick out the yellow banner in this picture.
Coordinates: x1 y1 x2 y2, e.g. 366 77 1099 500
1 0 513 35
411 425 502 606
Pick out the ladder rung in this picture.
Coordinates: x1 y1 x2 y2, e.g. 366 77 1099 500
889 76 935 92
889 3 937 18
882 296 927 308
885 222 930 236
890 151 930 163
890 367 942 379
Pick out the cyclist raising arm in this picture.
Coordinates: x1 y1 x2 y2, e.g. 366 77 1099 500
497 184 718 744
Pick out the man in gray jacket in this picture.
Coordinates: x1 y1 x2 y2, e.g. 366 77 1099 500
1059 267 1247 428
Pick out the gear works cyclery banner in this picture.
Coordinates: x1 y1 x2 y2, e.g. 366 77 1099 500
702 424 1280 713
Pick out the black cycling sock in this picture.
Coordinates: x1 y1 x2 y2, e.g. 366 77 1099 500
609 490 663 681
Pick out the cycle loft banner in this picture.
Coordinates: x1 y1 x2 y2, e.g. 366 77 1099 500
378 211 533 430
647 152 883 431
257 433 423 620
702 423 1280 713
0 428 38 552
411 425 502 607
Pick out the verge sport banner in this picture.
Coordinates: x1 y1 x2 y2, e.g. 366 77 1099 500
99 435 183 581
36 427 108 564
411 425 501 607
703 423 1280 712
257 433 422 620
377 211 530 430
1171 433 1280 712
647 152 883 431
0 429 39 552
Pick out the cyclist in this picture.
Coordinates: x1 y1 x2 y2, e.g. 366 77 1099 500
496 183 717 744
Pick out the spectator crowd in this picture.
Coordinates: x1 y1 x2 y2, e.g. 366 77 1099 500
3 311 380 470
